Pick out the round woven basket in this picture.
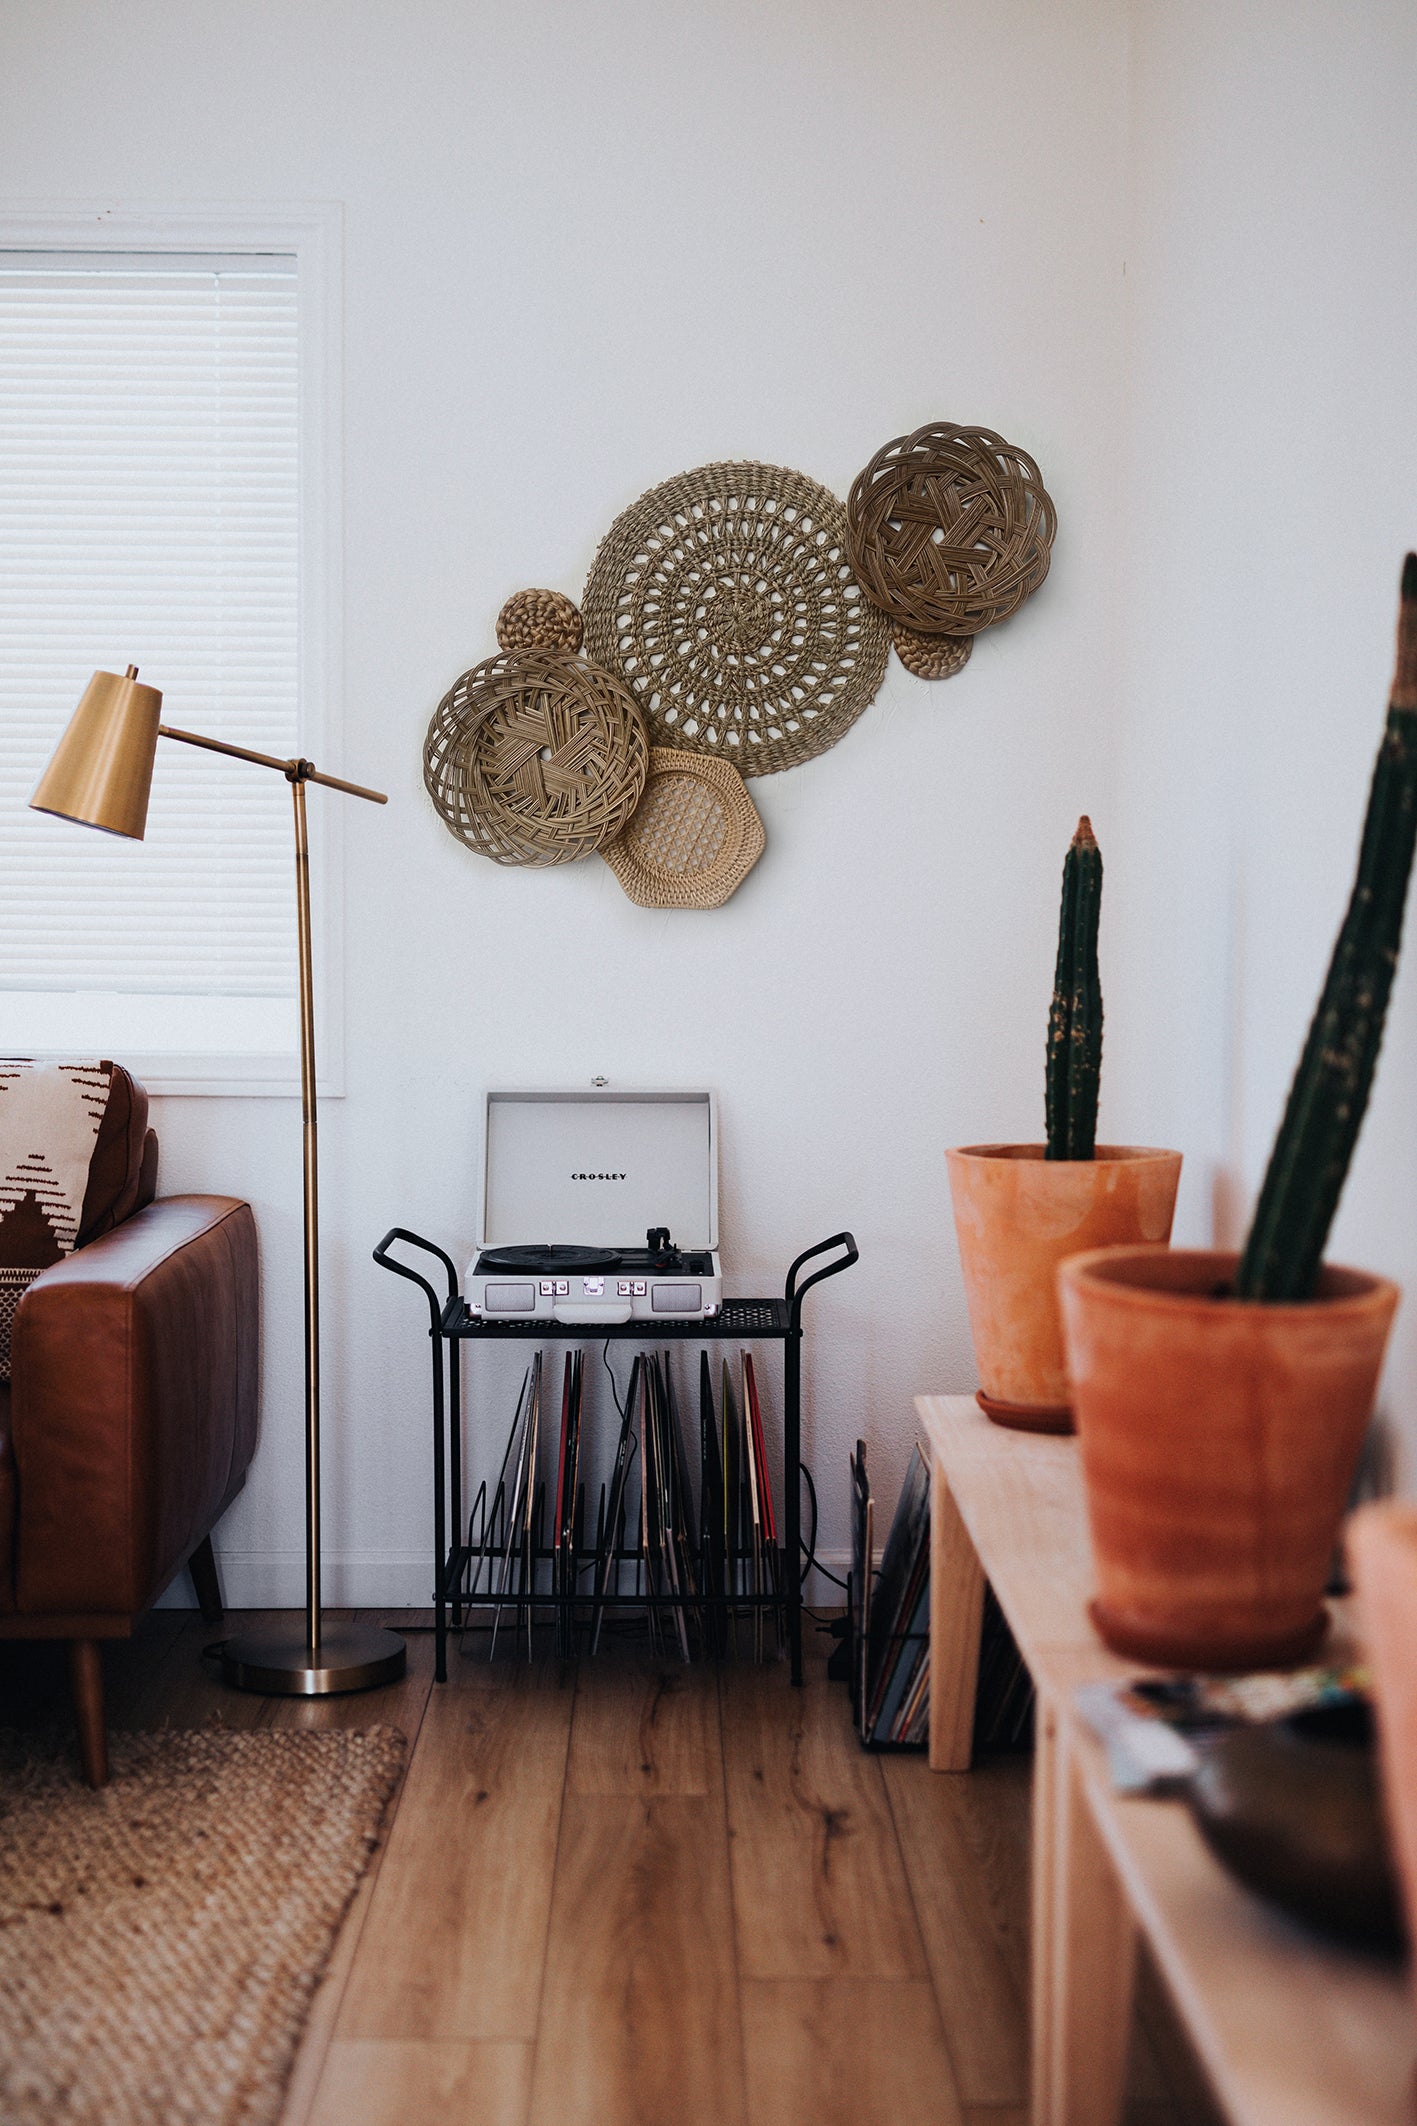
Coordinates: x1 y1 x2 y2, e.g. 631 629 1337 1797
582 461 890 778
601 748 765 909
496 587 584 654
847 424 1056 636
893 623 973 680
424 650 648 866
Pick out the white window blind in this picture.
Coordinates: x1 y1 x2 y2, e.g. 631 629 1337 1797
0 252 301 1052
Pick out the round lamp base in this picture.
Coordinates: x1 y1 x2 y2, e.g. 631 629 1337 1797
213 1620 407 1697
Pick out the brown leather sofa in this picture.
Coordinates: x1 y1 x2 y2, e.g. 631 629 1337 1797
0 1066 258 1785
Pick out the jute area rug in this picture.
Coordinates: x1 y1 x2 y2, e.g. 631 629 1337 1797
0 1726 405 2126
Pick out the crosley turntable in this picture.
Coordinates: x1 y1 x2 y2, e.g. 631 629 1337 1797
466 1090 722 1324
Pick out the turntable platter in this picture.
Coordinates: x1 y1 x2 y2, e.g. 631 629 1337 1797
477 1243 622 1272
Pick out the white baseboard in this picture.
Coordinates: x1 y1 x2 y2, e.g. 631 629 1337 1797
158 1547 855 1612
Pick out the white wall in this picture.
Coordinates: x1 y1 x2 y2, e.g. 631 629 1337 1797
31 0 1371 1602
1108 0 1417 1484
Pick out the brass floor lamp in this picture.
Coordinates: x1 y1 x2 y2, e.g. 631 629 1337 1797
32 666 406 1696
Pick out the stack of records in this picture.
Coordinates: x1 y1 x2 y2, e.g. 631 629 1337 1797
460 1342 784 1661
860 1444 931 1747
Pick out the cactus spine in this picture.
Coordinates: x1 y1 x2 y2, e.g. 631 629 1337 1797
1235 555 1417 1301
1045 816 1103 1161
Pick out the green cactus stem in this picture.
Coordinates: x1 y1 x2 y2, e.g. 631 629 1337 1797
1045 816 1103 1161
1235 554 1417 1301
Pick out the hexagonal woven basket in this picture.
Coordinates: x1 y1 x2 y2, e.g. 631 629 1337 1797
582 461 890 777
601 748 765 909
846 423 1056 636
424 650 648 866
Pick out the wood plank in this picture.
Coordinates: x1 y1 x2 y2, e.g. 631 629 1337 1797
881 1751 1030 2106
528 1793 745 2126
741 1978 964 2126
273 1631 437 2126
118 1610 288 1731
929 1453 986 1770
566 1647 722 1796
103 1610 191 1724
1030 1691 1060 2126
721 1661 927 1981
335 1654 573 2041
1039 1733 1136 2126
1130 1945 1227 2126
305 2039 530 2126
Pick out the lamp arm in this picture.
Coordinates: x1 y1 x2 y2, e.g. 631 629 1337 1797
157 722 388 804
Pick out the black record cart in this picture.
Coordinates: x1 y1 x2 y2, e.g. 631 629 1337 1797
373 1229 857 1686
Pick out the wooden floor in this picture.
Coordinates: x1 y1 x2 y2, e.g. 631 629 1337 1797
0 1610 1224 2126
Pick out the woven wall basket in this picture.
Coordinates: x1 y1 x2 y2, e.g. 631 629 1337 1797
496 586 584 654
601 747 765 909
893 622 973 680
582 461 891 778
846 423 1057 637
424 650 648 866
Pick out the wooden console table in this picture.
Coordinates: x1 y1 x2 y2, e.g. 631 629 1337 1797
915 1393 1415 2126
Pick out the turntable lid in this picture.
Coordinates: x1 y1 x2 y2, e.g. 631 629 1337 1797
479 1090 718 1252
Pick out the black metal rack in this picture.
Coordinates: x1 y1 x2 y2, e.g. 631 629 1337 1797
373 1228 858 1685
845 1568 931 1749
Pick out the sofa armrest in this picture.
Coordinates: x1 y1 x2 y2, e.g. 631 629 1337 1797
10 1196 259 1616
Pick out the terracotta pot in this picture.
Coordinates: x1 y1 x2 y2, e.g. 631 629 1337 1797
1348 1501 1417 1990
1059 1247 1399 1670
946 1144 1182 1434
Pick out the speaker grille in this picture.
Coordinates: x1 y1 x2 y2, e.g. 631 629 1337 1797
485 1281 536 1313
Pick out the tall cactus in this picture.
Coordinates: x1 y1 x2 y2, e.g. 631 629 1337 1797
1235 555 1417 1300
1046 816 1103 1160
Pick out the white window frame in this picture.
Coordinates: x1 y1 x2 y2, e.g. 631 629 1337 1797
0 201 344 1098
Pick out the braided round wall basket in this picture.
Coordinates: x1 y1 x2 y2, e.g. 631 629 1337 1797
602 748 765 909
893 622 973 681
496 586 584 654
846 423 1056 637
424 650 648 866
582 461 891 778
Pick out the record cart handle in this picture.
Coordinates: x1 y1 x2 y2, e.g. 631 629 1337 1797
373 1227 464 1677
373 1226 460 1331
782 1232 857 1688
785 1232 858 1328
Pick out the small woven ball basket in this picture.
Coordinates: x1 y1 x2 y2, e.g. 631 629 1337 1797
495 587 584 655
424 649 648 867
601 748 765 909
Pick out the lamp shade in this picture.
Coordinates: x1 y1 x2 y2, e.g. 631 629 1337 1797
30 666 163 839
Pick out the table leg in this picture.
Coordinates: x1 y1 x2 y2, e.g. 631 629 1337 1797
927 1452 986 1770
1032 1691 1136 2126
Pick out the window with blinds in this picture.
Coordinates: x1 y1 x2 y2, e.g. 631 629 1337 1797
0 250 304 1075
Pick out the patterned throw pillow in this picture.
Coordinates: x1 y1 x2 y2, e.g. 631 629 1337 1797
0 1060 112 1381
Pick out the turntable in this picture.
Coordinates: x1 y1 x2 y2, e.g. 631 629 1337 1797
466 1091 723 1324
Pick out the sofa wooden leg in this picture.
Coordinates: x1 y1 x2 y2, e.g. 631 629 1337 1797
68 1640 109 1789
187 1533 225 1624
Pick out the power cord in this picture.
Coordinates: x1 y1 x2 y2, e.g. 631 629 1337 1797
798 1461 847 1591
